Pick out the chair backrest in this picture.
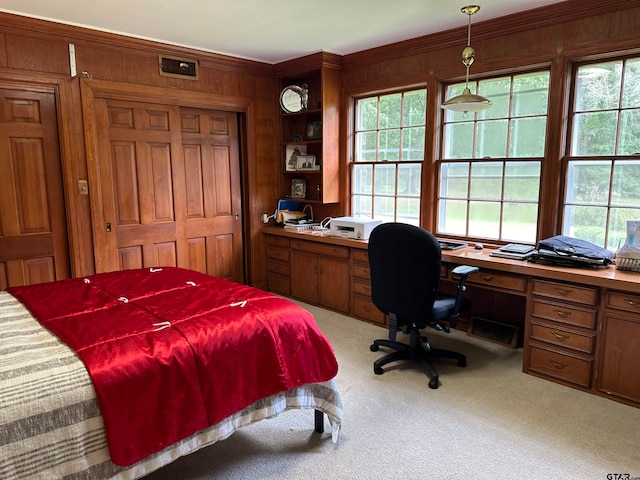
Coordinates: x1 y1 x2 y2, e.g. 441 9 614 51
367 222 442 325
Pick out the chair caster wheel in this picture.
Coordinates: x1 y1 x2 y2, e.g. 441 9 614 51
370 344 379 352
428 378 439 389
374 365 384 375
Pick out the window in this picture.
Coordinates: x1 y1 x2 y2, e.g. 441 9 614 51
438 71 550 242
351 89 426 225
563 58 640 250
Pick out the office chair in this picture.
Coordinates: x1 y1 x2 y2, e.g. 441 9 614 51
367 222 479 389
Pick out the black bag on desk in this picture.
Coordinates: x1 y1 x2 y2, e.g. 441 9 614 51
530 235 615 267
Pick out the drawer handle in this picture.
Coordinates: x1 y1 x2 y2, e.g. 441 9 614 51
553 309 571 318
554 287 573 296
624 297 640 308
481 275 494 281
551 331 569 341
549 360 567 369
363 286 371 294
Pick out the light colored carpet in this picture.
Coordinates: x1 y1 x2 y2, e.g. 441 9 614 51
145 300 640 479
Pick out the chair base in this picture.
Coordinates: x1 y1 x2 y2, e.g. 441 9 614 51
370 336 466 389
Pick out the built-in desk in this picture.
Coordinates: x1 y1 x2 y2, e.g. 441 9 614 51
263 226 640 408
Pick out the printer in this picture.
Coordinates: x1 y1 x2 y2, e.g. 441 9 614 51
329 216 382 240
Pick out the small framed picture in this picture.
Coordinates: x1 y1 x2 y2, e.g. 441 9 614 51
291 179 307 199
296 155 316 170
307 120 322 139
285 144 306 171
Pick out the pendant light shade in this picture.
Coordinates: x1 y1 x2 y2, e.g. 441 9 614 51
441 5 492 114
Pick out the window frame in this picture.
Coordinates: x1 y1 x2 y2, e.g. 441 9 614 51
436 69 551 244
350 88 427 225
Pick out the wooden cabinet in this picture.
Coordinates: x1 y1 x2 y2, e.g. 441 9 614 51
275 53 341 204
597 290 640 404
525 279 598 389
264 232 354 315
351 248 385 326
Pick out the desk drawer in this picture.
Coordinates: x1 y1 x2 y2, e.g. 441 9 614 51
267 247 289 263
531 299 597 329
531 279 597 306
606 291 640 314
352 249 369 263
468 270 527 292
528 343 592 387
352 263 371 280
291 239 349 259
352 277 372 296
268 260 290 276
267 235 290 248
529 322 595 354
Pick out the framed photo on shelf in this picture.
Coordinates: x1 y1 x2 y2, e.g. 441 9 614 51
307 120 322 139
285 144 306 171
291 179 307 199
296 155 316 170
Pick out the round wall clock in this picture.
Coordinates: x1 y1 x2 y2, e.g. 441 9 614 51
280 84 308 113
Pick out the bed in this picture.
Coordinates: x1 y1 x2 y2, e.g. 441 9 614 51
0 267 343 479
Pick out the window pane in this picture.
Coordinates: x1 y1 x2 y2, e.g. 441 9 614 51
396 197 420 225
357 97 378 130
470 162 503 200
352 164 372 194
477 78 510 120
403 90 426 126
509 117 547 157
374 196 396 222
619 110 640 155
563 205 608 247
611 161 640 205
374 164 396 195
352 194 372 218
476 119 508 158
512 72 550 117
398 163 422 197
504 162 541 202
439 162 469 197
438 199 467 234
571 111 618 156
402 126 425 160
380 130 400 160
502 203 538 242
468 201 500 239
379 93 401 128
443 122 474 159
575 61 622 111
622 58 640 108
609 207 640 250
355 131 377 161
565 161 612 204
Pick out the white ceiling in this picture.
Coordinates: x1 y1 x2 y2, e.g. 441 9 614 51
0 0 568 64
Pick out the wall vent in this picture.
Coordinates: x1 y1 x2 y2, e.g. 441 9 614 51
159 55 199 80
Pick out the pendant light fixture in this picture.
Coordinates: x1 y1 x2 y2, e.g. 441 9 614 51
441 5 492 113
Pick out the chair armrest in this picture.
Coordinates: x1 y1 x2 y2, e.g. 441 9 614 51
449 265 479 328
451 265 480 277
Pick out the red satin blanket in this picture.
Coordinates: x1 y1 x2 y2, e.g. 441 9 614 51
8 267 339 466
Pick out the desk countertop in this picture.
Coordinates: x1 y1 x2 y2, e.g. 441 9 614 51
263 226 640 292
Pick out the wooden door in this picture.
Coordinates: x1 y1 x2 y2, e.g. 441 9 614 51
0 88 69 288
318 257 350 313
91 98 243 282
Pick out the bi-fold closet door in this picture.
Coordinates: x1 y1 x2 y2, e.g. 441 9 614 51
82 81 244 283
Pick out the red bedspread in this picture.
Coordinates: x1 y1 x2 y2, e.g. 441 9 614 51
8 267 339 466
